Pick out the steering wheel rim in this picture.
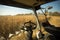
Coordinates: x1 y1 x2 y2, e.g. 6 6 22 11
24 21 37 30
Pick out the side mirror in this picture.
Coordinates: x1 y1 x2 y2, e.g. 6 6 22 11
47 6 53 10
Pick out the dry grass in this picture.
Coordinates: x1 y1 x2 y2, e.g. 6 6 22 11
0 15 60 40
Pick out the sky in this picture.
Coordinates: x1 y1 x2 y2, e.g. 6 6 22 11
0 0 60 15
40 0 60 13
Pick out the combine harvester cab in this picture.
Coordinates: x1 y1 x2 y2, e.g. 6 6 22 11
0 0 60 40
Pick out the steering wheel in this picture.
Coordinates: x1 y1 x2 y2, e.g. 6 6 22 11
24 21 37 30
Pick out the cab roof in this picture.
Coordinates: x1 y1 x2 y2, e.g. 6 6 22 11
0 0 56 10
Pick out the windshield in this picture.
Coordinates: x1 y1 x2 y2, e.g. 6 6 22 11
0 5 33 16
37 0 60 14
0 0 60 16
